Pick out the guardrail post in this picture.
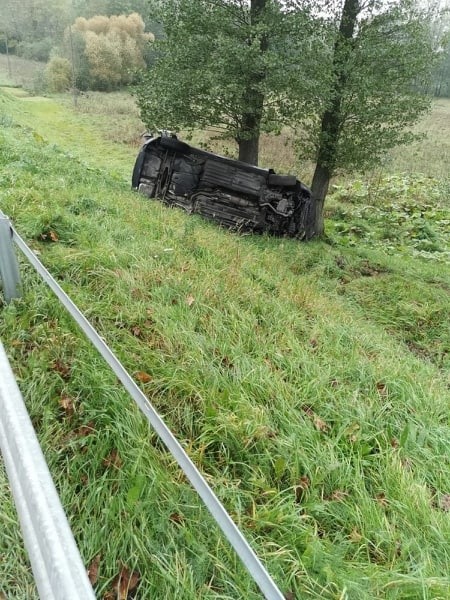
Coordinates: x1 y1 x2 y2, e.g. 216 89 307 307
0 210 21 303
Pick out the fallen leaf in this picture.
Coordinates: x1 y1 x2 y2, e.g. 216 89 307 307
401 457 413 470
301 405 329 432
221 356 234 369
346 422 360 442
375 493 389 508
51 359 71 380
349 528 362 543
87 554 101 586
103 449 123 470
390 437 399 448
295 475 310 503
313 416 329 432
330 490 349 501
169 512 185 525
59 394 75 417
284 592 295 600
186 294 195 306
376 382 388 396
135 371 152 384
73 421 95 438
49 230 59 242
131 326 142 338
440 494 450 512
112 565 140 600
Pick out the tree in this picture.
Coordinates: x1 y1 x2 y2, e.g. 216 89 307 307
303 0 438 235
0 0 71 61
430 3 450 97
72 0 165 39
45 56 72 91
433 43 450 96
66 13 154 90
135 0 318 165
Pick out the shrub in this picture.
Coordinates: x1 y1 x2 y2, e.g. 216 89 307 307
45 57 72 93
16 38 53 62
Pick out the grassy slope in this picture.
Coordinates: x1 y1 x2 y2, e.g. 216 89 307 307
0 87 449 599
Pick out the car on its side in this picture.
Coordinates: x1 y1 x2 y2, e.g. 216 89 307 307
132 133 314 238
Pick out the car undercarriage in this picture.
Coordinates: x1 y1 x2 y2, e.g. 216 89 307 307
132 134 315 238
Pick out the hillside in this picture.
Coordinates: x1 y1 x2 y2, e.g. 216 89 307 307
0 87 449 599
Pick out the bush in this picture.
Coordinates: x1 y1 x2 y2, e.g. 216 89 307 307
16 38 53 62
45 57 72 93
66 13 154 91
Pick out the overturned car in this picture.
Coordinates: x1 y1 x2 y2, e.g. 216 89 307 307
132 133 314 238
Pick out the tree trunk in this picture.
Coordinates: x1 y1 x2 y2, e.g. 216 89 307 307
235 0 268 166
310 163 332 236
5 33 12 79
238 135 260 165
310 0 359 235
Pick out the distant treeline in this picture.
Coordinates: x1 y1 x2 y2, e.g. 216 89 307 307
1 0 449 97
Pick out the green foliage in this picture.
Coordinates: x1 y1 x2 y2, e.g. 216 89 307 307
327 175 450 261
16 38 54 62
134 0 319 156
429 6 450 97
433 39 450 97
305 0 438 179
0 0 72 58
45 57 72 92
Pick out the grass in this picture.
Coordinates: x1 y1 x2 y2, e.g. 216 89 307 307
0 54 46 92
0 85 449 600
2 50 449 179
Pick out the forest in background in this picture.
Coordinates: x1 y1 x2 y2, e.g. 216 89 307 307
0 0 449 95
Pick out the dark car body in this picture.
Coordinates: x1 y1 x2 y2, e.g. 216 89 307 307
132 134 314 238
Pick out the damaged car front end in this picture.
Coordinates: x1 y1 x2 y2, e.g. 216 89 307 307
132 133 314 238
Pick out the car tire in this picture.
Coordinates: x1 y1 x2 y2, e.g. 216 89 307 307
160 137 191 153
268 174 297 187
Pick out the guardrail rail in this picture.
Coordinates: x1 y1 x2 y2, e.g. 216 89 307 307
0 212 286 600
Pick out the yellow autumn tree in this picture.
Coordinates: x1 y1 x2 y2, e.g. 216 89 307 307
45 57 72 92
69 13 153 90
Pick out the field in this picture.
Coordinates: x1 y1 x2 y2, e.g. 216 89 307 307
1 53 450 178
0 58 450 600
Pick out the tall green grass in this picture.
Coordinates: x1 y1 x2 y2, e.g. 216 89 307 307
0 88 449 599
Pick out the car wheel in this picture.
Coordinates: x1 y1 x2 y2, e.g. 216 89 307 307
268 174 297 187
159 137 191 153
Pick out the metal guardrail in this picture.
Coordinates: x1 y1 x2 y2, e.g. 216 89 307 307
0 211 21 303
0 342 96 600
0 216 286 600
